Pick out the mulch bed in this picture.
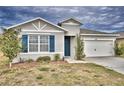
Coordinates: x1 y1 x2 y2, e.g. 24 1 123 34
6 61 68 68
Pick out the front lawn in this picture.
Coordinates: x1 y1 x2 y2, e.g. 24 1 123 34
0 61 124 85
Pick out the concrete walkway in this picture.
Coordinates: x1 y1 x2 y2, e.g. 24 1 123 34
85 57 124 74
65 58 87 63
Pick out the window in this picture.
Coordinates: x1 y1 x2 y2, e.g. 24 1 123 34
29 35 38 52
40 35 49 52
29 35 49 52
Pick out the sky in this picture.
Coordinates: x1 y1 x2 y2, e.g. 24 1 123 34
0 6 124 33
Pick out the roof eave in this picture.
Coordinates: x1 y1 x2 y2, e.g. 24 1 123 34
59 17 82 25
80 34 120 37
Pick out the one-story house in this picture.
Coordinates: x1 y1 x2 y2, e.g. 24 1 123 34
6 17 119 63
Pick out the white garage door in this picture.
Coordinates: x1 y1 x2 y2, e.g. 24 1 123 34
84 40 114 57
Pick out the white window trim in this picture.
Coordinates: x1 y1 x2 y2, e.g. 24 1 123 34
28 35 29 52
38 35 40 52
27 34 49 53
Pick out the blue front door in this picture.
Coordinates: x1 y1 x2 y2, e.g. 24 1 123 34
64 36 70 56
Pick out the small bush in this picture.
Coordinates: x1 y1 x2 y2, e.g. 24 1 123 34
54 54 61 61
115 43 124 56
26 59 34 63
38 67 49 71
36 56 51 62
75 34 85 60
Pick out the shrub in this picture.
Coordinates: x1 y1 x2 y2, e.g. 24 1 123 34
115 43 124 56
36 56 51 62
75 34 85 60
54 54 61 61
26 59 34 63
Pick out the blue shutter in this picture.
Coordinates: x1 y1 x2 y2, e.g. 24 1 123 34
22 35 28 53
49 35 55 52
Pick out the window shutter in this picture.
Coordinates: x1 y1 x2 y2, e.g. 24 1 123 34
22 35 28 53
49 35 55 52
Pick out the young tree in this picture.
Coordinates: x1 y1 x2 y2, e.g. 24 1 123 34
75 34 85 60
0 29 21 68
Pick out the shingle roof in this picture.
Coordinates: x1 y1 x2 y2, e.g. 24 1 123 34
80 29 108 34
114 31 124 38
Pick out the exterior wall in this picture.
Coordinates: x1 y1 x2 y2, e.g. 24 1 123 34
70 36 76 59
62 24 80 36
60 19 81 58
13 32 64 63
12 19 65 63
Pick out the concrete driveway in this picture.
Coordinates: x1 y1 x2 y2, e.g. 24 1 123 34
85 57 124 74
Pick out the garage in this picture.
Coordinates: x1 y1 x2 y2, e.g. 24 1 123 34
84 40 114 57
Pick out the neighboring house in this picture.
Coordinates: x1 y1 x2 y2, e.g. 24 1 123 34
6 17 118 63
115 31 124 46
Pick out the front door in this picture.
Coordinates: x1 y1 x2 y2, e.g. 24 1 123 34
64 36 70 56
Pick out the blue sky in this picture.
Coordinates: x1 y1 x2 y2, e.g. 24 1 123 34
0 6 124 32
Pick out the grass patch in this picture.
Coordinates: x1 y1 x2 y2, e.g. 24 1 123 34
38 67 50 71
36 75 43 80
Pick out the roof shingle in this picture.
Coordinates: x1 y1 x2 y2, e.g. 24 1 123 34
80 29 108 34
114 31 124 38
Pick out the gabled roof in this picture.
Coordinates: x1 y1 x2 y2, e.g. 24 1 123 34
6 17 68 32
59 17 82 25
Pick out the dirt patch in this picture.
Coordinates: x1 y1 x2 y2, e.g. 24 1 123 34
12 62 40 68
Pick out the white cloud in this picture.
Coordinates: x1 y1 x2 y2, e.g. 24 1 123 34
100 7 108 10
112 22 124 28
49 7 67 12
15 13 34 20
100 13 109 16
69 9 79 13
87 12 94 15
